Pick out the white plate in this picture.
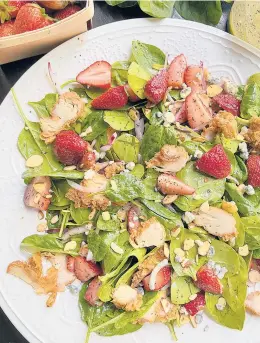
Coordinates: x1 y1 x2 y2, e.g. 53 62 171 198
1 18 260 343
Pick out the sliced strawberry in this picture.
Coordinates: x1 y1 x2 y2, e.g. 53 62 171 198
247 155 260 187
79 151 96 170
195 144 231 179
76 61 111 90
157 173 195 195
195 265 223 295
143 265 171 291
92 85 128 110
127 206 140 235
74 256 102 282
173 101 187 123
184 65 206 92
124 84 140 102
144 69 168 104
84 277 102 306
213 93 240 116
67 256 75 273
168 54 187 89
186 92 212 130
53 130 88 166
184 292 206 316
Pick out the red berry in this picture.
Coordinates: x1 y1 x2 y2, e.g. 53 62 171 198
213 93 241 116
195 144 231 179
168 54 187 89
186 92 212 130
142 265 171 291
127 206 140 235
67 256 75 273
247 155 260 187
53 130 88 165
74 256 102 282
76 61 111 90
144 69 168 104
84 277 102 306
184 292 206 316
157 173 195 195
184 65 206 93
0 20 15 37
54 4 81 20
92 86 128 110
195 266 223 295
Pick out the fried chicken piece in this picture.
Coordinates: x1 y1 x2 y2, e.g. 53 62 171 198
104 162 125 178
203 111 238 140
146 144 189 172
245 117 260 151
246 291 260 316
131 247 165 288
112 284 143 312
40 92 85 143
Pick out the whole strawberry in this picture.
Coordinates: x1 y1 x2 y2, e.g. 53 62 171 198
54 4 81 20
184 292 206 316
195 144 231 179
195 266 223 295
53 130 88 165
0 0 30 22
92 86 128 110
13 3 54 34
144 68 168 104
0 20 14 37
247 155 260 187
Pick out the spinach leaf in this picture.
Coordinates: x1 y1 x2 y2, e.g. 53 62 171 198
46 210 63 229
28 93 58 118
210 239 240 275
140 125 177 161
69 86 88 99
87 230 120 262
20 234 78 255
128 62 151 99
175 162 225 211
242 216 260 250
181 140 212 155
240 83 260 119
225 183 260 216
112 61 130 86
82 110 108 141
51 180 71 207
130 164 145 178
131 41 165 74
70 203 91 225
113 133 140 163
171 275 199 305
97 214 121 232
139 0 174 18
85 88 104 100
175 1 222 25
104 111 134 131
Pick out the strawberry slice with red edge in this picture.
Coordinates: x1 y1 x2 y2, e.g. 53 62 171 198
195 144 231 179
92 85 128 110
143 265 171 291
186 92 212 130
124 84 140 102
74 256 102 282
53 130 88 166
157 173 195 195
184 64 206 92
184 292 206 316
84 277 102 306
213 93 241 116
194 265 223 295
67 256 75 273
247 155 260 187
76 61 111 89
173 102 187 123
144 69 168 104
168 54 187 89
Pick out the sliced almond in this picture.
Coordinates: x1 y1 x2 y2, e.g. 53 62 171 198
162 195 179 205
249 270 260 283
37 222 47 232
64 165 77 171
38 211 44 220
189 294 198 301
45 194 52 199
198 241 211 256
164 243 170 259
26 155 44 168
200 201 210 213
50 215 59 224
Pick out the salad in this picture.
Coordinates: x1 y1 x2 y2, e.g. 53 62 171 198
7 40 260 342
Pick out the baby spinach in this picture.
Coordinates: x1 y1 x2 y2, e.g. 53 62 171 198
242 216 260 250
85 88 104 100
174 162 225 211
104 111 134 131
20 234 78 255
51 180 71 207
128 62 151 99
131 41 165 75
175 1 222 26
97 214 121 232
210 239 240 275
28 93 58 118
112 133 140 163
87 230 120 262
140 124 177 161
139 0 174 18
70 204 91 225
240 83 260 119
225 183 260 216
82 110 108 141
130 164 145 178
171 275 199 304
111 61 130 86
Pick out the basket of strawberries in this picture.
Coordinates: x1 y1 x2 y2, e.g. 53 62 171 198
0 0 94 64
